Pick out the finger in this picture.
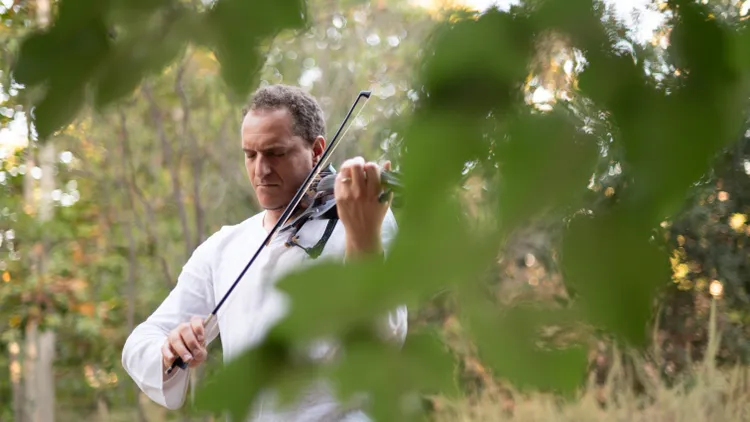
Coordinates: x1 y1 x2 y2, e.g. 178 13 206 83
190 316 205 345
179 324 205 361
162 341 176 366
335 165 352 198
383 160 392 172
168 329 193 364
336 164 352 183
349 161 366 197
340 156 365 171
364 162 379 198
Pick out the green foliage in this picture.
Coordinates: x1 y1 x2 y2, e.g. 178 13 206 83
8 0 750 420
496 109 599 227
12 0 308 140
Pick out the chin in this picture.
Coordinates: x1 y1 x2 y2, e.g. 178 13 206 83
256 191 292 211
258 198 282 211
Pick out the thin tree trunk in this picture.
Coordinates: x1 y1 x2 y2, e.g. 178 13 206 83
21 111 57 422
119 109 175 288
143 82 193 261
35 329 56 422
175 55 206 247
22 1 56 420
25 138 57 422
118 110 150 422
23 322 38 422
19 112 33 422
22 321 55 422
10 341 23 422
96 395 109 422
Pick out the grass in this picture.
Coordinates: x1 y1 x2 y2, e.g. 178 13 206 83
432 298 750 421
432 360 750 421
64 300 750 421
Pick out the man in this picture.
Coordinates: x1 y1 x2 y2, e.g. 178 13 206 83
121 84 407 421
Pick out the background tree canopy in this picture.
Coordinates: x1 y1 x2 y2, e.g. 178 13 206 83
4 0 750 421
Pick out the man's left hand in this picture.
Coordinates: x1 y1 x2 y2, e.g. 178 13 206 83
335 156 391 259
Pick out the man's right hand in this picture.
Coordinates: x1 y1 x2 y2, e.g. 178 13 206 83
162 316 207 371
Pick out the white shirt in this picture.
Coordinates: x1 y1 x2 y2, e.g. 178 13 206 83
121 209 407 421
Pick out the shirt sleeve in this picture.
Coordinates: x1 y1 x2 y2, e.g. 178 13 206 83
377 209 408 346
121 227 226 410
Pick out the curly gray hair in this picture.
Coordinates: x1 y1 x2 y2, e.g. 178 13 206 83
244 84 326 145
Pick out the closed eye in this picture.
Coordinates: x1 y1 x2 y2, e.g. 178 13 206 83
243 146 287 159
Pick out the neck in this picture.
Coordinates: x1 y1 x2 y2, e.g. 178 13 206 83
263 205 306 232
263 208 285 231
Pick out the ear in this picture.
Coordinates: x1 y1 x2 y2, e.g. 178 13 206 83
311 136 326 164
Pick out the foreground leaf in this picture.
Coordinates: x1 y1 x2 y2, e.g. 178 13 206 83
203 0 307 97
560 211 669 346
195 335 315 422
326 329 457 422
462 291 588 393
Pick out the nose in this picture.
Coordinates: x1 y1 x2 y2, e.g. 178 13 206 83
255 154 272 179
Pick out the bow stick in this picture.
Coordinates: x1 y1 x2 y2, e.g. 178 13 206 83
166 90 372 374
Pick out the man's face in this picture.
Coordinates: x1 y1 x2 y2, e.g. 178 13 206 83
241 108 325 211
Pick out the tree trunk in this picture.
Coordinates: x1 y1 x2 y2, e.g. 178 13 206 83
23 142 57 422
23 322 38 422
96 395 109 422
21 1 55 420
35 330 56 422
143 83 193 261
22 322 56 422
10 341 23 422
119 111 150 422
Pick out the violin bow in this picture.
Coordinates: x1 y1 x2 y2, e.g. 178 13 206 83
167 90 372 374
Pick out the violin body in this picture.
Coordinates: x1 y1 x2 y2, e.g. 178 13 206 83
280 163 403 248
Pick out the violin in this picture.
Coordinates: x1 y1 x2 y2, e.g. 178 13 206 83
279 163 403 254
166 90 402 374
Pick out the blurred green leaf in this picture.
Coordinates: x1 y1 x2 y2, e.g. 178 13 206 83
669 0 736 91
93 7 194 108
459 281 587 393
533 0 610 53
107 0 174 22
12 32 56 86
204 0 307 97
561 211 670 346
420 9 533 114
273 199 497 343
497 109 599 227
33 81 86 141
328 329 457 422
14 0 111 139
195 335 312 422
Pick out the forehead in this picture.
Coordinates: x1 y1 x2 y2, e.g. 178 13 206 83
241 108 297 147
